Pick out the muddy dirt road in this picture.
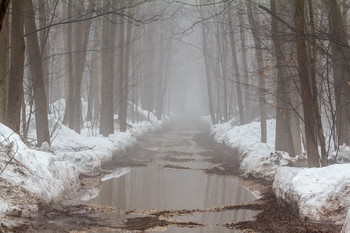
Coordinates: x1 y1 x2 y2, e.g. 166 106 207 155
6 121 342 232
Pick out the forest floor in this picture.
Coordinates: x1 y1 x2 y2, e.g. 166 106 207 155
2 124 343 233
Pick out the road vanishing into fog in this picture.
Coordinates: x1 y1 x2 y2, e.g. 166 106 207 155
9 120 342 232
13 120 260 232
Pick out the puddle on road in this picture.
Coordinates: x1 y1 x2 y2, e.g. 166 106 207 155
89 165 255 210
8 126 259 233
87 164 257 232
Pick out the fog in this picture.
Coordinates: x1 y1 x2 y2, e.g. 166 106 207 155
1 0 349 167
2 0 350 231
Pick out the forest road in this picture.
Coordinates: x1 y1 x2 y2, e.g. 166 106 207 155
7 119 342 233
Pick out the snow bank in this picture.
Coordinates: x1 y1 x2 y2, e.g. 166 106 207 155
26 100 168 176
274 165 350 224
209 116 350 225
210 119 302 180
51 115 167 175
0 123 80 218
0 100 168 221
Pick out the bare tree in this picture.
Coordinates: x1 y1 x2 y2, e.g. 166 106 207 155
7 0 25 134
0 10 8 123
246 0 267 143
294 0 319 167
198 2 216 125
100 0 116 136
324 0 350 147
87 19 100 122
271 0 295 156
24 0 50 146
120 6 133 132
238 0 251 122
228 4 244 125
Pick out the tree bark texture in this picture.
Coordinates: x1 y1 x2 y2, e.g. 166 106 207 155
247 0 267 143
228 5 245 125
120 13 132 132
294 0 320 167
0 0 9 32
238 0 250 122
7 0 25 134
271 0 295 156
100 1 116 136
0 11 8 123
24 0 50 146
324 0 350 146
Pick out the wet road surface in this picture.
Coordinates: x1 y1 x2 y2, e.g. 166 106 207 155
8 122 261 232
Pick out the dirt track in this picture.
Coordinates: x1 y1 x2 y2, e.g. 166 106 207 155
2 123 342 233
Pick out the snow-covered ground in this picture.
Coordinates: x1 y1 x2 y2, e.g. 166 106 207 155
207 118 305 180
48 114 166 175
203 116 350 226
0 103 168 224
0 123 80 219
274 165 350 224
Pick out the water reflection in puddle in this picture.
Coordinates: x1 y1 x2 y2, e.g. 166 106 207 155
86 128 258 232
88 165 257 232
90 165 255 210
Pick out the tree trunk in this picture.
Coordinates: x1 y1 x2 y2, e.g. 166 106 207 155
63 0 73 126
324 0 350 146
0 11 8 123
308 0 327 165
87 20 100 122
271 0 295 156
141 24 154 119
216 25 228 122
155 34 165 120
38 0 50 112
100 1 116 136
7 0 25 134
70 0 93 133
200 13 216 124
0 0 9 32
24 0 50 146
120 13 132 132
294 0 320 167
247 0 267 143
239 0 250 122
22 91 27 141
157 41 172 120
228 6 245 125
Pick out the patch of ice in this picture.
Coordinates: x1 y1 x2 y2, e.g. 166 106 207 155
101 168 131 182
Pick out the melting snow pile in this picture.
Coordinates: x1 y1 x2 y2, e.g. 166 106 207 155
205 116 350 225
27 101 168 176
274 165 350 224
0 123 80 218
50 117 167 175
210 119 303 180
